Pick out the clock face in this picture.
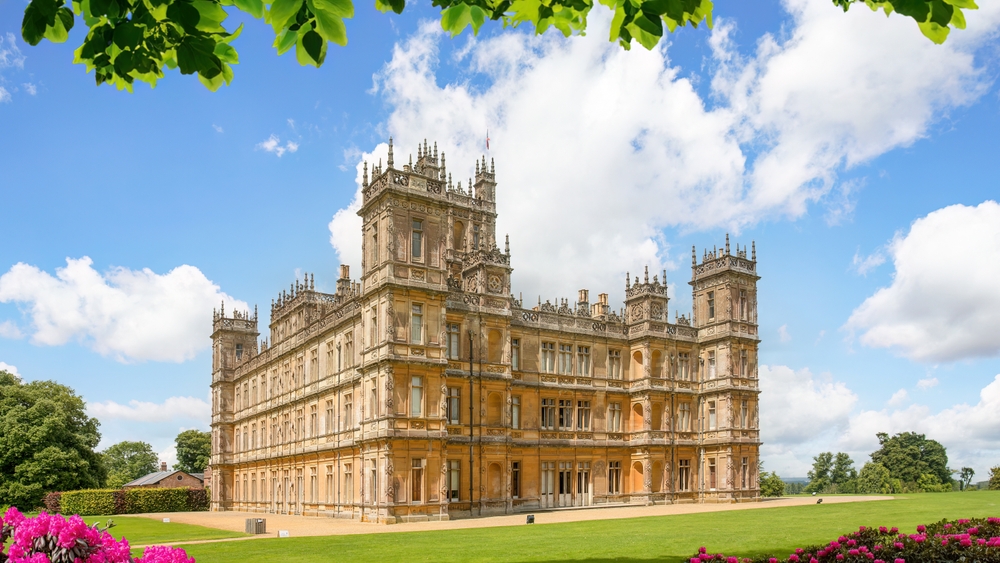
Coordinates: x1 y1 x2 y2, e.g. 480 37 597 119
488 275 502 293
631 304 644 321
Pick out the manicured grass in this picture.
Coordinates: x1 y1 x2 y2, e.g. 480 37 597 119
178 492 1000 562
71 514 246 545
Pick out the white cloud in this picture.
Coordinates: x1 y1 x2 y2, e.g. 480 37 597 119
87 396 211 423
760 365 858 446
329 0 1000 303
846 201 1000 362
256 134 299 157
851 247 885 276
0 32 25 70
0 87 9 103
22 82 36 95
917 377 939 390
158 445 178 469
0 362 20 379
887 388 908 407
0 320 22 339
778 324 791 343
0 257 247 363
212 124 224 133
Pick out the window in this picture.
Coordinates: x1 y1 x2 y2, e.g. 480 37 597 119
447 323 461 360
511 461 520 498
310 467 317 503
608 402 622 432
411 304 423 344
740 400 749 428
577 346 591 376
708 290 715 319
541 342 556 373
741 457 749 489
678 459 690 491
708 401 717 430
369 460 378 504
708 351 717 379
344 463 353 504
676 402 691 432
511 338 520 371
335 343 342 373
411 376 423 416
558 399 573 430
739 350 748 377
252 474 257 502
282 414 290 443
558 344 572 374
608 461 621 494
369 386 377 420
608 350 622 379
370 310 378 346
541 462 554 497
251 424 257 449
473 224 480 249
541 398 556 430
235 343 243 360
709 459 717 489
678 353 690 380
370 223 379 264
325 400 334 434
325 465 334 504
309 350 318 383
309 405 318 437
739 289 747 320
446 387 461 424
295 410 304 440
344 333 354 368
344 394 353 429
235 429 241 452
243 383 249 408
327 341 336 376
511 396 521 429
576 401 591 431
252 381 257 404
447 460 461 501
411 219 423 259
411 459 424 503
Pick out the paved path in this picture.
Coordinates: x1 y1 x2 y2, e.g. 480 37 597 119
138 495 892 542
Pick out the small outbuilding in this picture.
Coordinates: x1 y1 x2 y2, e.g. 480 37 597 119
123 462 205 489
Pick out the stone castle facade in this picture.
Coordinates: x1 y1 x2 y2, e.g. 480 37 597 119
209 139 762 522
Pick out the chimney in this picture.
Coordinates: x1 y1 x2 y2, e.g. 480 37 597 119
160 461 167 472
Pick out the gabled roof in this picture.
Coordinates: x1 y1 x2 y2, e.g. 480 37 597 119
123 470 204 487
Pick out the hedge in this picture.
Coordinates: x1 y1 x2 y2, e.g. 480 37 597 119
57 487 209 516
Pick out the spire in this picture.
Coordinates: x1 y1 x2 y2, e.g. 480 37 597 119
423 138 428 156
692 246 697 267
448 173 453 190
626 272 631 290
505 234 510 255
752 241 756 260
220 300 225 317
409 153 413 168
310 273 314 290
417 142 422 159
363 161 368 187
490 157 495 175
644 266 649 284
433 141 438 160
476 159 480 175
725 233 730 255
441 152 447 180
387 137 394 168
254 304 258 320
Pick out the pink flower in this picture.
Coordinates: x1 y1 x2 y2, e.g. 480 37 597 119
847 540 857 547
893 542 904 549
894 559 905 563
788 556 799 562
941 539 948 546
727 557 738 563
836 555 844 561
849 549 860 556
879 526 888 533
769 559 778 563
968 527 979 535
691 559 700 563
890 527 898 533
916 525 926 533
699 547 707 554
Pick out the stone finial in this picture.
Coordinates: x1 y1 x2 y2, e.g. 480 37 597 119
433 141 438 159
692 246 697 267
490 157 495 175
505 234 510 255
644 265 649 284
417 142 422 159
725 233 730 255
476 159 480 175
387 138 393 168
441 153 447 179
626 272 631 290
363 161 368 186
752 241 756 260
409 153 413 168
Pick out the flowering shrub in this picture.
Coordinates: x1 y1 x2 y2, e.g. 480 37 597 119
0 507 195 563
689 517 1000 563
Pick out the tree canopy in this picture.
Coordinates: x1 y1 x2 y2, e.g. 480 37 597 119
173 429 211 474
0 370 106 509
102 440 159 488
805 451 857 494
20 0 978 92
856 461 900 495
870 431 953 489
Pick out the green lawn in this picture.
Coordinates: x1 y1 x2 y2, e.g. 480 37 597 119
72 514 246 546
176 492 1000 562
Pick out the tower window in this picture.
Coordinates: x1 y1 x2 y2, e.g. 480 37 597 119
447 323 461 359
411 219 423 259
511 338 520 371
411 304 423 344
473 224 480 250
235 343 243 360
707 291 715 320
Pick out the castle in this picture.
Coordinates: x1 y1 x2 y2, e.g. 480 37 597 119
209 139 762 522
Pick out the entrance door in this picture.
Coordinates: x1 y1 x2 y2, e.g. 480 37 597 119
558 462 573 506
541 462 555 508
576 462 591 506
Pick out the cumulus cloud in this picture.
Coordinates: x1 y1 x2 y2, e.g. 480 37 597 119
329 0 999 302
851 248 885 276
0 320 22 339
846 201 1000 362
0 362 20 379
778 324 791 343
838 374 1000 474
760 365 858 447
917 377 939 390
22 82 36 95
0 257 247 363
87 396 211 423
256 134 299 157
887 388 908 407
0 32 26 103
212 124 224 133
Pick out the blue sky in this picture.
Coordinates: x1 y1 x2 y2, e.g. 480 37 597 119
1 0 999 479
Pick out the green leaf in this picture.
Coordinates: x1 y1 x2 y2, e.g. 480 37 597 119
267 0 302 32
166 1 201 31
22 3 49 45
273 27 297 53
113 50 135 74
233 0 265 18
917 19 949 43
112 21 142 49
89 0 109 16
308 4 347 45
214 41 238 63
312 0 352 18
441 4 472 36
176 34 222 76
43 8 72 43
950 5 966 29
945 0 976 8
192 0 228 31
608 5 625 40
299 28 324 65
374 0 404 14
928 0 953 26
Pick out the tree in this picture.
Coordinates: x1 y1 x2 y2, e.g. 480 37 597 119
989 466 1000 491
19 0 976 92
805 452 833 493
830 452 858 490
174 429 211 474
0 370 106 509
959 467 975 491
857 461 900 494
760 471 785 498
103 440 159 488
870 431 952 488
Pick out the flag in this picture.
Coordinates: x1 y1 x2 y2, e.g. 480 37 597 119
486 130 490 151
